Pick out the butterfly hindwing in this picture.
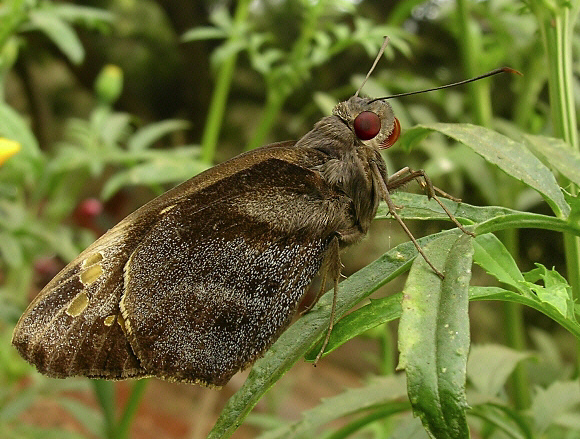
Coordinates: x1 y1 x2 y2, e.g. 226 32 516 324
121 157 339 386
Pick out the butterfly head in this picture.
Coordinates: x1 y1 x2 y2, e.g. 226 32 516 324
332 96 400 151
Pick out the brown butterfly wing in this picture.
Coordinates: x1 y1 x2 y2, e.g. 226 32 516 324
11 224 150 379
12 144 346 385
13 143 303 379
121 157 340 386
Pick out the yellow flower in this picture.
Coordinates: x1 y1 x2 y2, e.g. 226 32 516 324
0 138 21 166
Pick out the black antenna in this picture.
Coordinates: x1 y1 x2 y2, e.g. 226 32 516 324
370 67 522 102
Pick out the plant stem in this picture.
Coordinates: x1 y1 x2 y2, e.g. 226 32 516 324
456 0 492 127
245 91 285 151
536 1 580 295
245 0 325 151
379 323 394 375
529 0 580 371
502 280 531 409
474 213 575 236
325 403 410 439
456 0 529 408
115 379 149 439
92 380 116 439
199 0 251 164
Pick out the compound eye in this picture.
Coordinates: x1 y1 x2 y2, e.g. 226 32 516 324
380 117 401 149
353 111 381 140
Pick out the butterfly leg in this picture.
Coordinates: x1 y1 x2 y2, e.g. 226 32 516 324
387 166 475 237
314 234 341 364
372 163 445 279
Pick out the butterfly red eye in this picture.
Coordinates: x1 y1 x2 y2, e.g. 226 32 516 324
380 117 400 149
353 111 381 140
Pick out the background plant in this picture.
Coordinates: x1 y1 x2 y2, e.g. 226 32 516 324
1 0 579 438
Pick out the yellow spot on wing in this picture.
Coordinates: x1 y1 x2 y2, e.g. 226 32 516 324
82 252 103 268
104 315 116 326
117 314 131 334
81 263 103 285
160 204 176 214
66 292 89 316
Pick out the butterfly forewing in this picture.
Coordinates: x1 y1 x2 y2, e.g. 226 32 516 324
11 215 157 379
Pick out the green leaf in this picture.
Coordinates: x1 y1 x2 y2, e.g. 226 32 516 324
469 287 580 340
467 345 532 396
181 26 228 42
472 233 528 293
0 102 40 158
382 192 513 223
468 403 532 439
401 123 570 217
208 6 234 30
100 148 207 200
307 233 572 364
398 234 473 439
99 112 132 148
52 4 114 26
447 145 499 205
474 238 574 321
57 396 104 438
312 92 338 116
530 380 580 434
209 230 459 438
523 133 580 187
257 375 409 439
127 119 191 151
28 10 84 64
0 388 38 421
0 232 23 267
522 264 574 320
305 293 402 360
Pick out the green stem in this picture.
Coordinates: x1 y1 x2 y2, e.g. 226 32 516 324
498 221 530 409
380 324 394 375
538 2 580 300
200 0 251 164
502 301 530 408
456 0 492 127
474 213 577 236
245 91 285 151
539 6 579 150
531 0 580 372
513 40 546 130
92 380 116 439
457 0 529 408
245 0 325 151
115 379 149 439
325 403 410 439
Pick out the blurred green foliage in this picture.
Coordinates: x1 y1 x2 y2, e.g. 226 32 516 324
1 0 580 438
